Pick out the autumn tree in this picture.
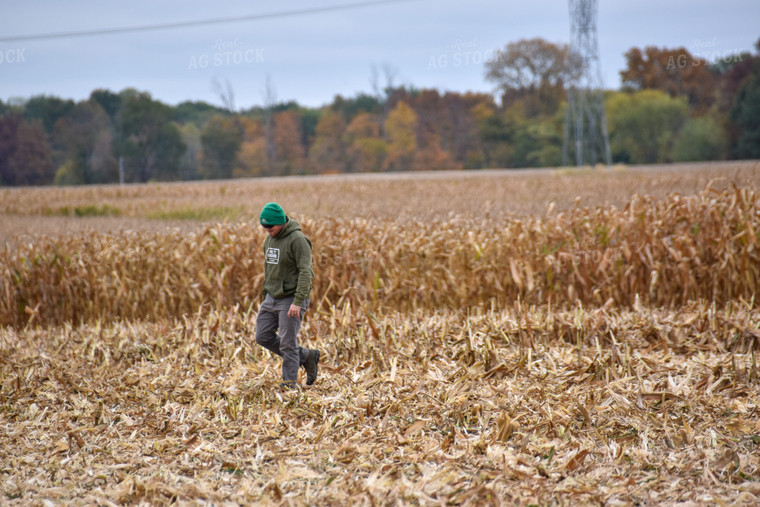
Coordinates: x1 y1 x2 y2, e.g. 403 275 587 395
415 130 456 170
308 109 347 173
485 38 581 117
620 46 718 112
236 117 268 178
383 101 417 171
271 110 305 175
407 90 457 170
344 112 386 172
712 50 758 115
397 92 492 169
440 92 490 168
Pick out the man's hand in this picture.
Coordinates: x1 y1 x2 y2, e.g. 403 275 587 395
287 304 301 318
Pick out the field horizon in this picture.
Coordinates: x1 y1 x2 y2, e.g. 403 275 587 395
3 161 759 246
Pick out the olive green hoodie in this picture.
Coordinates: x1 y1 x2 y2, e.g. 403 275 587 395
262 218 313 306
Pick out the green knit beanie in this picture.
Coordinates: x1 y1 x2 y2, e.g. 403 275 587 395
260 202 287 226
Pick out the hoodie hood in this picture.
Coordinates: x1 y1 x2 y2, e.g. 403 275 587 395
275 218 301 238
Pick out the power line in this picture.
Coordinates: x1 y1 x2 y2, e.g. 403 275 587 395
0 0 415 43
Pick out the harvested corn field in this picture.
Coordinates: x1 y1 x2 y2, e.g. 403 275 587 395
1 305 758 505
1 163 759 505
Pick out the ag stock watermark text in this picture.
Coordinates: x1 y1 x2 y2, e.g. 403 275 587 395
188 38 264 70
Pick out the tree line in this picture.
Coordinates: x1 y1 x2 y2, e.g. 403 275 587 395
1 37 758 186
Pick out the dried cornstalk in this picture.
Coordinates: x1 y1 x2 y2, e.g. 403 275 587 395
1 185 758 327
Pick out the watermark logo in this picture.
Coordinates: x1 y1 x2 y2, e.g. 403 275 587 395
427 38 504 70
313 248 383 269
188 38 264 70
666 38 743 70
691 37 719 52
0 48 26 64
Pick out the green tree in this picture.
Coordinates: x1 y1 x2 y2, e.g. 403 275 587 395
606 90 688 164
152 123 185 181
671 116 728 161
331 93 381 119
89 89 122 121
178 122 202 180
511 120 563 168
173 100 226 125
52 101 116 184
114 90 186 182
731 73 760 159
299 108 320 150
475 106 513 168
22 95 75 136
199 115 243 179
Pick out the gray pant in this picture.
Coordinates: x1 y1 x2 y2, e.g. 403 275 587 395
255 294 310 381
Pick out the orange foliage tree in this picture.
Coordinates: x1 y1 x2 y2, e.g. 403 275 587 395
343 112 386 172
383 102 417 171
236 117 267 178
309 109 347 174
272 110 305 175
620 46 718 113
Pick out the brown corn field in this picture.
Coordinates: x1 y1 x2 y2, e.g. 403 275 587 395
1 163 759 505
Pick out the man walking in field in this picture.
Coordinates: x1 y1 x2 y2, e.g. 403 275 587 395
255 202 320 389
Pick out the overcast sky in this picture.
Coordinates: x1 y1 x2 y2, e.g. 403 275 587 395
1 0 758 109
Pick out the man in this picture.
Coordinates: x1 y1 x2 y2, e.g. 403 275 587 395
255 202 320 389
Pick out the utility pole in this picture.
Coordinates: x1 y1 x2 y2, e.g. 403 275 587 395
562 0 612 167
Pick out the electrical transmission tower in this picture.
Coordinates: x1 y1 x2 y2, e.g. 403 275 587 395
562 0 611 167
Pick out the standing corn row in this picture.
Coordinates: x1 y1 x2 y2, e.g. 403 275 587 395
1 186 757 327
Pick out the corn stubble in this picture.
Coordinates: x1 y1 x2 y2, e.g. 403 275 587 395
0 182 759 505
1 304 758 504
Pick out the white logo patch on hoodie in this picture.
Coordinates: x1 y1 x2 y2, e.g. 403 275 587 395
266 247 280 264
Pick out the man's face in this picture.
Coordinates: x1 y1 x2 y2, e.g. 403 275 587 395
264 223 285 237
